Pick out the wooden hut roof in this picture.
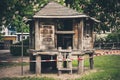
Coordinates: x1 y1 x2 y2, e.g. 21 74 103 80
33 1 100 22
33 1 88 18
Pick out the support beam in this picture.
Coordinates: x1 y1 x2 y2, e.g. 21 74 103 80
89 53 94 69
78 56 84 74
67 47 72 74
36 55 41 75
35 19 40 50
78 19 84 50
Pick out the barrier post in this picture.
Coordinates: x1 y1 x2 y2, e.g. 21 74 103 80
89 53 94 69
36 55 41 75
78 55 84 74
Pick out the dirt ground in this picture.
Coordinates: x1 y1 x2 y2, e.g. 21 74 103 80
0 65 97 80
0 50 95 80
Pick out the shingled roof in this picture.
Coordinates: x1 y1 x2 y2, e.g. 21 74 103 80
33 1 88 18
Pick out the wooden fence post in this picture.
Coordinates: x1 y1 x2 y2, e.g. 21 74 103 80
67 46 72 74
89 53 94 69
78 55 84 74
36 55 41 75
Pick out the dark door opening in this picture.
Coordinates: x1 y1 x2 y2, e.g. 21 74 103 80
57 34 73 49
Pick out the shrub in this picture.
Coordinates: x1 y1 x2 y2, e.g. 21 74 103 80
10 39 29 56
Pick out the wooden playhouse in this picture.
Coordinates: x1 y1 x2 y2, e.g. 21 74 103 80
28 1 100 75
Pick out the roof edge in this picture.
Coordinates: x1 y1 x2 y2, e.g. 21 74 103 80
33 15 88 18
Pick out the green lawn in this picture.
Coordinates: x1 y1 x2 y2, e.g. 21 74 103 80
0 55 120 80
76 55 120 80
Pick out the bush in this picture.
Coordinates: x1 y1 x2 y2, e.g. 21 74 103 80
10 39 29 56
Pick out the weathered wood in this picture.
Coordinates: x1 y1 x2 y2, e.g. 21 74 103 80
28 49 85 56
58 70 62 76
89 53 94 69
73 21 78 50
36 55 41 75
58 68 73 70
55 31 75 34
57 47 73 75
78 19 84 50
57 54 63 69
83 36 92 50
78 56 84 74
67 51 72 74
91 21 94 49
57 47 62 75
35 19 40 50
39 25 55 50
33 52 58 56
28 1 99 75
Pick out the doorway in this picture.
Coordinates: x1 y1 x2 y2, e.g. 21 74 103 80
57 34 73 49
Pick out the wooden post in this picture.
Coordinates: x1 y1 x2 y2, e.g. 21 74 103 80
35 19 40 50
34 19 41 75
63 53 67 68
89 53 94 69
77 19 84 74
57 47 62 75
36 55 41 75
78 19 84 50
78 55 84 74
67 47 72 74
67 53 72 74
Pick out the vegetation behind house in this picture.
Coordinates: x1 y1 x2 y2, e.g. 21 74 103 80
10 39 29 56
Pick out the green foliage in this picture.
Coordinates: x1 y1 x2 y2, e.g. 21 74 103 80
0 0 48 32
95 29 120 43
0 0 119 33
106 33 120 42
0 33 3 41
64 0 120 32
84 0 120 32
10 39 29 56
65 0 87 13
11 15 29 33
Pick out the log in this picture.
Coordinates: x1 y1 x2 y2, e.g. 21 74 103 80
36 55 41 75
78 56 84 74
89 53 94 69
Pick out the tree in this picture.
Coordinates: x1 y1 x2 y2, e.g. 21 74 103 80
0 0 48 33
0 0 119 33
64 0 120 33
84 0 120 33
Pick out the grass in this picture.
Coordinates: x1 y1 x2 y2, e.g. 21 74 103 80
0 55 120 80
76 55 120 80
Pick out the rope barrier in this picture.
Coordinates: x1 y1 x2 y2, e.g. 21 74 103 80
0 49 120 63
0 58 83 63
